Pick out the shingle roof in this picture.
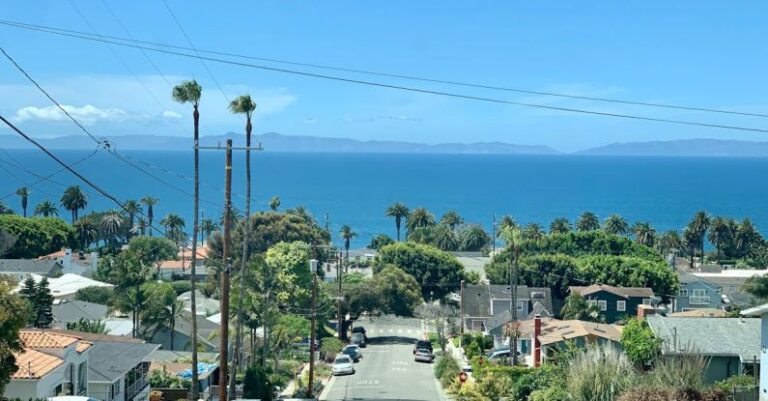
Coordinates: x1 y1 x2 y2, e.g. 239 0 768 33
570 284 654 299
0 259 62 274
646 316 760 360
11 348 64 379
462 284 553 318
537 319 623 345
20 331 81 349
47 329 144 344
88 341 161 383
52 300 108 325
669 309 728 318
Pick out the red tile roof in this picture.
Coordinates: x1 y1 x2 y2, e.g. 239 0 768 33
20 331 81 349
11 348 64 379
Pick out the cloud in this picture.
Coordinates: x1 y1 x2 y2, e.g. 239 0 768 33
14 104 129 125
162 110 183 119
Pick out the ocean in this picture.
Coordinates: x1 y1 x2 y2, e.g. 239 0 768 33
1 149 767 248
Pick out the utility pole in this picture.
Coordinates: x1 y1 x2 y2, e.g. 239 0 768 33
307 255 318 399
509 239 519 366
219 139 233 401
460 279 465 336
189 103 201 401
492 214 497 254
337 250 344 341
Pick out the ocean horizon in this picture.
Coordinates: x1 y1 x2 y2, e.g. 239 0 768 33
1 149 767 248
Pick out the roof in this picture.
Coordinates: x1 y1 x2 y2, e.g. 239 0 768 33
178 245 209 260
102 318 135 337
16 273 113 298
462 284 553 318
20 330 81 349
646 316 760 360
742 303 768 317
0 259 62 274
88 341 161 383
158 260 189 270
46 329 144 344
537 319 623 346
569 284 654 299
144 349 219 364
11 348 64 379
149 361 218 381
177 291 220 315
670 309 728 318
694 270 768 279
52 300 108 324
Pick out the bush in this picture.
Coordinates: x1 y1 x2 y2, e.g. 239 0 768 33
511 364 565 401
712 375 756 393
646 353 709 391
171 280 192 295
320 337 343 362
617 387 728 401
243 365 273 401
567 344 636 401
529 386 568 401
434 355 461 388
75 286 112 305
0 215 75 258
375 242 464 299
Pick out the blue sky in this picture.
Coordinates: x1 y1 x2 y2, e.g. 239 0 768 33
1 1 767 151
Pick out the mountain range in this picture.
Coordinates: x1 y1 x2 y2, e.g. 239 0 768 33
1 133 768 157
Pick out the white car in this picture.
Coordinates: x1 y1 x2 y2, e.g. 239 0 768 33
414 348 434 363
332 354 355 376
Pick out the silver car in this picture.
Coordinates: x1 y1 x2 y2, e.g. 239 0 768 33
414 348 434 363
332 354 355 375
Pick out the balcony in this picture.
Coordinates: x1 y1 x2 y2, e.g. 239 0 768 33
689 295 711 305
125 375 148 401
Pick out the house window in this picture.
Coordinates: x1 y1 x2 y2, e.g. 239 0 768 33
679 288 688 297
690 289 710 305
598 300 607 311
617 300 626 312
77 362 87 395
517 301 524 312
642 298 652 306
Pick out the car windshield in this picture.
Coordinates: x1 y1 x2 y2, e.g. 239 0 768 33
417 348 430 354
334 356 351 364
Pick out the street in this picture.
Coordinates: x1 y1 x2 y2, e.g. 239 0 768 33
319 316 446 401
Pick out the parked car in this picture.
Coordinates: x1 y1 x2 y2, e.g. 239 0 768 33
413 339 433 354
352 326 368 341
332 354 355 376
351 332 367 347
342 344 362 362
486 346 521 363
414 348 434 363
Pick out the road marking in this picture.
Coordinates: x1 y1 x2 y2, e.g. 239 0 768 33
398 328 403 333
355 379 380 386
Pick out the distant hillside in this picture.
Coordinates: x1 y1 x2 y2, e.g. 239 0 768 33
0 132 559 155
578 138 768 157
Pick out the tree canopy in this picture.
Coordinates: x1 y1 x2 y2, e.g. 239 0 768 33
0 215 75 258
375 242 465 299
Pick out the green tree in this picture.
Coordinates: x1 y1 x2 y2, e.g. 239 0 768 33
560 293 603 321
576 212 600 232
620 317 661 367
0 279 30 395
0 215 75 258
18 275 37 325
269 196 281 211
708 217 730 262
549 217 572 234
632 221 656 247
140 196 159 236
60 185 88 223
66 318 108 334
459 225 490 251
497 215 518 238
33 200 58 217
523 223 545 242
657 230 683 257
368 234 394 250
433 225 459 251
75 286 112 305
339 224 357 262
0 201 13 215
107 251 151 337
376 242 464 299
440 210 464 230
74 218 98 250
736 218 762 258
372 266 423 316
406 207 436 236
15 187 30 218
122 200 143 240
160 213 186 245
688 210 710 263
133 217 149 237
243 364 273 401
386 202 409 242
141 282 184 349
683 227 699 268
603 214 629 235
33 277 54 328
127 236 177 266
199 218 219 244
101 213 124 250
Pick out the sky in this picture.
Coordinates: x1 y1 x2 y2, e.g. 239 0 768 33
0 1 767 152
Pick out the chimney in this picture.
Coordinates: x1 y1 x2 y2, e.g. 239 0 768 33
637 304 656 320
533 314 541 367
62 248 72 273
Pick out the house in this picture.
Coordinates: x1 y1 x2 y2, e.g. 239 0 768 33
568 284 654 323
39 248 99 276
17 273 113 300
52 299 109 329
461 284 553 333
646 315 760 383
149 311 219 352
178 290 220 316
156 259 209 281
86 341 160 401
145 349 220 400
675 271 723 312
740 304 768 401
3 330 92 399
669 308 728 318
0 259 63 281
517 317 623 366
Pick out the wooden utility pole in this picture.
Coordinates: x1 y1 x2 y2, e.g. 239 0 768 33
190 104 201 401
510 241 519 366
307 257 318 398
219 139 233 401
337 251 344 341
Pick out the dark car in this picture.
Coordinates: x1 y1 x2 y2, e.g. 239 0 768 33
352 326 368 341
413 339 433 354
351 332 367 348
342 344 362 362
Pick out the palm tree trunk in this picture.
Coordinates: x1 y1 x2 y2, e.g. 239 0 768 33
170 319 175 351
190 105 200 401
396 218 401 242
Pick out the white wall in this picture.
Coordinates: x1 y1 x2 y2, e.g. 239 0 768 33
3 364 65 399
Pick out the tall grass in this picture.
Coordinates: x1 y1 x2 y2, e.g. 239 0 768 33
566 344 637 401
645 352 710 391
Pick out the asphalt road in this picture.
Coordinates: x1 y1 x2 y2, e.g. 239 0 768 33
319 316 446 401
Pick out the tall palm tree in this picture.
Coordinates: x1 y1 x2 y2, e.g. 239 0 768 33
603 214 629 235
683 227 699 268
173 79 202 398
440 210 464 231
736 218 761 258
406 207 435 236
340 225 357 263
497 215 518 238
140 196 159 236
459 225 490 252
269 196 281 211
34 200 58 217
122 200 143 240
632 221 656 247
133 217 149 237
60 185 88 223
199 218 219 244
657 230 683 257
15 187 29 217
101 213 123 249
385 202 409 241
708 217 730 262
160 213 186 245
73 218 98 250
576 211 600 232
229 94 257 382
523 223 545 242
688 210 710 262
433 225 459 251
549 217 572 234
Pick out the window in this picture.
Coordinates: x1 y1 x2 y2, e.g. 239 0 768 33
77 362 87 395
517 301 524 312
598 300 607 311
642 298 652 306
679 288 688 297
617 300 626 312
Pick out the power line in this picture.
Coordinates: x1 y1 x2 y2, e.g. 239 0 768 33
1 18 765 119
0 148 100 202
2 22 767 134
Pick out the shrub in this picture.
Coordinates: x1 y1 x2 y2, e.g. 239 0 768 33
75 286 112 305
243 364 273 401
511 364 565 401
319 337 343 362
376 242 464 299
646 353 710 391
712 375 757 393
567 344 636 401
617 386 728 401
0 215 75 258
171 280 192 295
529 386 568 401
434 355 461 387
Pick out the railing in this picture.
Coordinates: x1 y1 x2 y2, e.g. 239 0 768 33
124 376 148 401
689 295 711 305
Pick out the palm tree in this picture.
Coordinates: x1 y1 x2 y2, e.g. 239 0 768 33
458 225 490 251
708 217 731 262
15 187 29 217
549 217 572 234
632 221 656 247
523 223 545 242
340 225 357 263
101 213 123 249
385 202 409 241
657 230 683 257
122 200 143 239
688 210 710 262
269 196 281 211
133 217 149 237
603 214 629 235
406 207 435 235
497 215 518 238
60 185 88 223
73 218 97 250
683 227 699 268
0 201 12 214
440 210 464 231
736 219 761 258
160 213 186 245
34 200 58 217
576 211 600 232
433 225 459 251
173 79 202 398
140 196 159 236
199 218 219 244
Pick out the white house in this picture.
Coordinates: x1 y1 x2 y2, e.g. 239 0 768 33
17 273 113 300
39 248 99 276
741 303 768 401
